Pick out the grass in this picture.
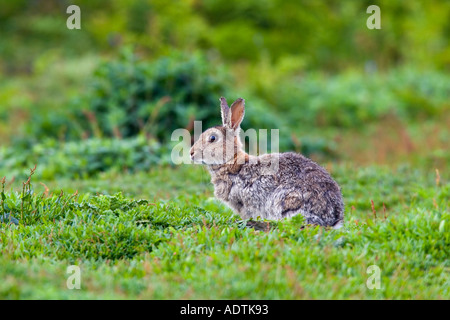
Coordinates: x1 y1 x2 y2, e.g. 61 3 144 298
0 163 448 299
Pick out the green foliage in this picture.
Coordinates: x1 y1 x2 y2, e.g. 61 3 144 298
0 165 448 299
0 137 169 180
249 67 450 128
72 50 230 141
2 1 449 74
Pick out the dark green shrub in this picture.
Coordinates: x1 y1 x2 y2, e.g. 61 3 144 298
0 137 169 180
74 50 230 142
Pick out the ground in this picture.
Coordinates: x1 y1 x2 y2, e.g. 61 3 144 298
0 164 448 299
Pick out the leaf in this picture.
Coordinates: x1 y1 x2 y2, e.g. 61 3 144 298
439 220 445 233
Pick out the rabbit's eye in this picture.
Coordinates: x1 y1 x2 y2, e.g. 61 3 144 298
209 135 216 142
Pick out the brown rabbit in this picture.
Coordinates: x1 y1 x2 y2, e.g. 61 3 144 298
190 97 344 228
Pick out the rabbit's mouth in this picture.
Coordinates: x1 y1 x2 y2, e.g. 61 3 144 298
192 157 209 165
191 153 223 165
190 152 205 164
192 158 205 164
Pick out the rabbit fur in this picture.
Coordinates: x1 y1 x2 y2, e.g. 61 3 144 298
190 97 344 228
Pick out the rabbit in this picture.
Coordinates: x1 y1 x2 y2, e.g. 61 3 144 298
189 97 344 228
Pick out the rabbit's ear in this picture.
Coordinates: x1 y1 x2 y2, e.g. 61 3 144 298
230 98 245 130
220 97 230 127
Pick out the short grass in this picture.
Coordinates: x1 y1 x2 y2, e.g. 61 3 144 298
0 164 448 299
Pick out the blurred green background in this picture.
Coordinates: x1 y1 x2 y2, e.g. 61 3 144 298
0 0 448 178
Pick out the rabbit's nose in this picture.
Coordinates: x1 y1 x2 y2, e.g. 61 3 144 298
190 149 194 158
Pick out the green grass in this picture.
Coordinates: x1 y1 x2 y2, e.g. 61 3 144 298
1 164 448 299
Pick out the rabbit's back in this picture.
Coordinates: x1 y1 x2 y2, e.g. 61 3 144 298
210 152 344 227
